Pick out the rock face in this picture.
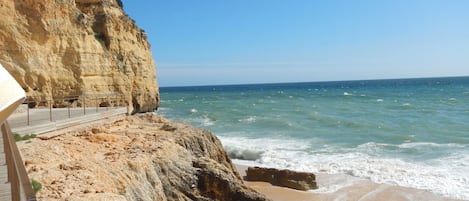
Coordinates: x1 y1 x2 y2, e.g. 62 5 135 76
19 114 269 201
246 167 318 191
0 0 159 113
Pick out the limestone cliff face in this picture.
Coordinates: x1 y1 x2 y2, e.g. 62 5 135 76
0 0 159 113
19 114 268 201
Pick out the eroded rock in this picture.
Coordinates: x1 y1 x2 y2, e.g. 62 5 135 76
0 0 159 113
19 114 269 201
246 166 318 191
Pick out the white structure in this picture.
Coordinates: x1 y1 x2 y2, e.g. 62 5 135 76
0 64 25 124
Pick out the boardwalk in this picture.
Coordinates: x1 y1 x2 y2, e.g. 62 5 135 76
0 129 12 201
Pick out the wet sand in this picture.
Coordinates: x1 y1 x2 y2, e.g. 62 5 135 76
236 164 460 201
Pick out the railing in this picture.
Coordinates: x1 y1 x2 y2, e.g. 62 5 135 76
0 94 129 200
1 122 36 201
9 94 128 127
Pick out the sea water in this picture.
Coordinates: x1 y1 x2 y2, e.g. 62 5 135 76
157 77 469 200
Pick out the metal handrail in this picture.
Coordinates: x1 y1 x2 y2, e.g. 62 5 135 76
14 94 129 126
1 122 36 201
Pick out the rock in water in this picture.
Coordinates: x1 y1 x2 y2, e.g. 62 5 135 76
0 0 159 113
246 167 318 191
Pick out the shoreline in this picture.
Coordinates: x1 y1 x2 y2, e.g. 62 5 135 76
15 112 464 201
234 163 461 201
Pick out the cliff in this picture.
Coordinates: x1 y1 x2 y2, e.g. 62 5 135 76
0 0 159 113
19 114 268 201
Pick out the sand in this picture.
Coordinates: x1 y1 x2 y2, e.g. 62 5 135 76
235 164 461 201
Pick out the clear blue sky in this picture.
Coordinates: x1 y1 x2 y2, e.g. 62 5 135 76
122 0 469 87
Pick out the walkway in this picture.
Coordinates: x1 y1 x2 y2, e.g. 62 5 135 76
1 106 128 201
7 106 128 135
0 132 11 201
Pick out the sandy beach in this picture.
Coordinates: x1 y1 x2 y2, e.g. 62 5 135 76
235 164 461 201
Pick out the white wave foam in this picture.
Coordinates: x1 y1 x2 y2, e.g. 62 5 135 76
190 108 198 113
222 136 469 200
156 107 171 111
343 92 352 96
397 142 466 149
219 136 313 164
264 151 469 199
200 115 214 126
376 99 384 102
226 148 263 161
238 116 256 123
219 135 312 152
188 114 214 126
311 173 366 194
357 142 467 150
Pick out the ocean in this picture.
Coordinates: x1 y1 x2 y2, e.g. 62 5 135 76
157 77 469 200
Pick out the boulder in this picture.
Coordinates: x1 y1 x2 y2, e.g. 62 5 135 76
246 167 318 191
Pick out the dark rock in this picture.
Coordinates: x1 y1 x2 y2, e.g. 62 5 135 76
246 167 318 191
276 169 317 191
246 167 277 183
194 159 269 201
160 123 177 131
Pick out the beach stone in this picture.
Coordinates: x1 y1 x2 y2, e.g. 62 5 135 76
246 167 318 191
245 167 277 182
276 169 317 190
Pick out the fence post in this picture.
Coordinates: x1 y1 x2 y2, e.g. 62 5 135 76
49 99 52 121
83 96 86 115
96 96 98 112
68 101 71 118
27 103 30 126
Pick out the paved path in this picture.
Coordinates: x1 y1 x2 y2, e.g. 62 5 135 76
7 107 128 135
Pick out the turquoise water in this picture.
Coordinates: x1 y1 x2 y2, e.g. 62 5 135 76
157 77 469 200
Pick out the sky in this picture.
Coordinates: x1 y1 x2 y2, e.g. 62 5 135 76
122 0 469 87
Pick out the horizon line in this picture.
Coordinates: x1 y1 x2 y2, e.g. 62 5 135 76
159 75 469 88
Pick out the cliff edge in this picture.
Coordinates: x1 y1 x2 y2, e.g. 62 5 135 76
0 0 159 113
19 114 268 201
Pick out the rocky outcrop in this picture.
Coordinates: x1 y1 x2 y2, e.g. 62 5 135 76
246 167 318 191
0 0 159 113
19 114 268 201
